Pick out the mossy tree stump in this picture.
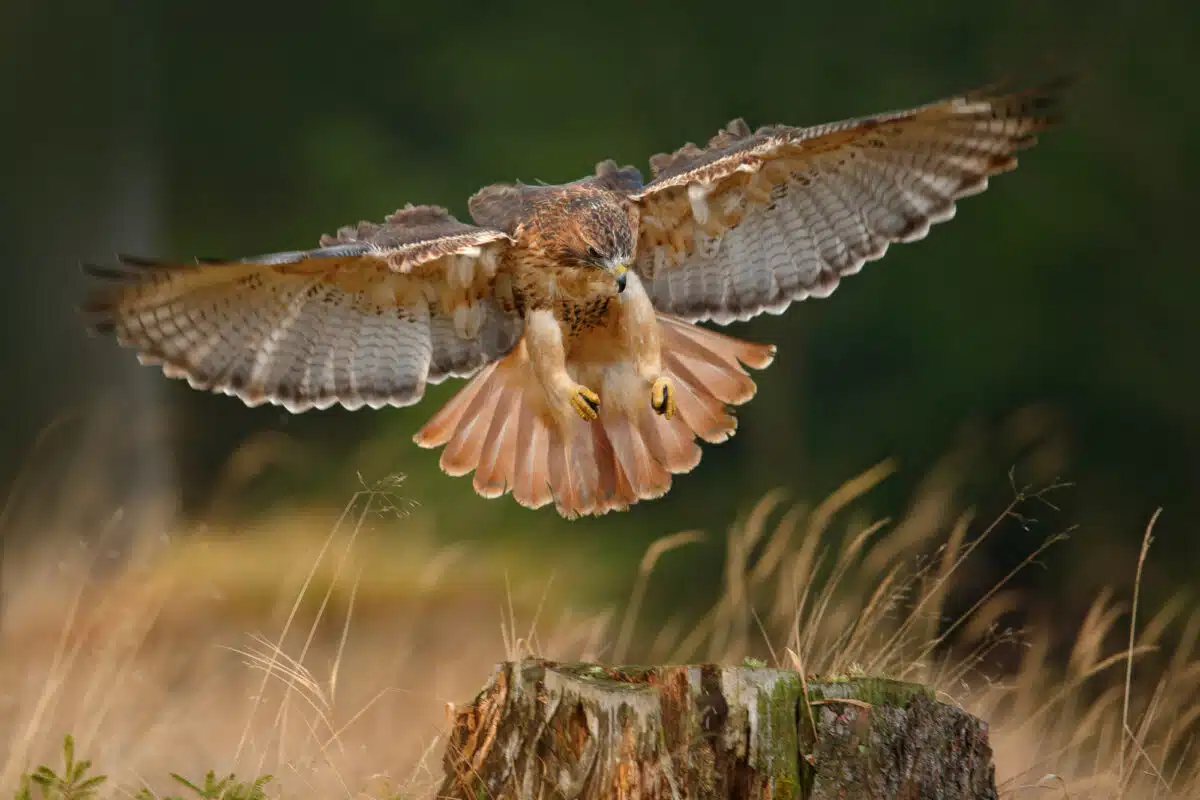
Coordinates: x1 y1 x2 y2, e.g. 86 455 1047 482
439 659 997 799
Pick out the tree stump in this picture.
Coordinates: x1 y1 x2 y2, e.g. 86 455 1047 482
439 659 997 799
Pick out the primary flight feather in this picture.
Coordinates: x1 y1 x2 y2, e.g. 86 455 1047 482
83 77 1065 518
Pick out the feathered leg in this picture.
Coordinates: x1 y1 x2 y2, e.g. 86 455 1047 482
525 308 602 424
613 272 677 419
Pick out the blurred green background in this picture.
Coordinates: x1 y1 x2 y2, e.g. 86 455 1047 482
0 1 1195 631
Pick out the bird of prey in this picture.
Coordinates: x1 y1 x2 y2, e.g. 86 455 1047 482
83 78 1064 519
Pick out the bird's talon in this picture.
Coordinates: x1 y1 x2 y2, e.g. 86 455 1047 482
568 385 601 421
651 377 675 420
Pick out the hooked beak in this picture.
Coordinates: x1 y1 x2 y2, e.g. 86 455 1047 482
613 263 628 293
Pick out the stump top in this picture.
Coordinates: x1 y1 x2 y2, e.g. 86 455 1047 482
440 659 994 799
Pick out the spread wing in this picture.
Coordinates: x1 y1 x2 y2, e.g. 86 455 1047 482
630 78 1066 324
82 205 523 412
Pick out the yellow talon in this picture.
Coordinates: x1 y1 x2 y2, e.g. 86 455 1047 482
651 377 675 420
569 385 601 421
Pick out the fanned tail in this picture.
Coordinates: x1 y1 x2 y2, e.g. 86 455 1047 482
412 314 775 518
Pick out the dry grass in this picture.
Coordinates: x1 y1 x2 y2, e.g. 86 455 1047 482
0 476 612 798
1 448 1197 797
686 468 1199 799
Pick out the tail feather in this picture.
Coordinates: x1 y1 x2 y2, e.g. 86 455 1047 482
414 362 496 450
658 314 777 370
548 422 608 518
671 349 757 405
590 420 624 512
512 403 553 510
612 456 638 509
438 367 506 477
603 410 671 504
545 429 575 516
637 404 702 475
662 350 738 443
572 424 602 514
472 382 521 498
413 313 774 518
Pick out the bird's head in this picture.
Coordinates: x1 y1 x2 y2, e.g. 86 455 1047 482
563 194 637 292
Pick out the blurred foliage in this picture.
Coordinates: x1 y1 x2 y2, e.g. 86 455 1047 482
0 1 1196 621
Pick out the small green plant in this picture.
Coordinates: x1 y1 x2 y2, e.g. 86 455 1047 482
10 734 272 800
13 735 106 800
134 771 273 800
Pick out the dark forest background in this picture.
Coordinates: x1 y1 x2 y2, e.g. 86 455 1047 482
0 0 1195 635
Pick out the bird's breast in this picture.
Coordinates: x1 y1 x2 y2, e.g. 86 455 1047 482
510 263 619 340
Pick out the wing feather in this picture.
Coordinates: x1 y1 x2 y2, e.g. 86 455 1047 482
631 78 1067 323
83 205 522 412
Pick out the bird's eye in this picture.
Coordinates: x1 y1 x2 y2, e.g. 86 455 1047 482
586 245 602 262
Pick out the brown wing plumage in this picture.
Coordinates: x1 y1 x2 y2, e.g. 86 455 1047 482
82 205 522 412
630 78 1067 324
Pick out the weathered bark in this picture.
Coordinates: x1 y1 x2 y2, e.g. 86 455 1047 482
440 659 997 799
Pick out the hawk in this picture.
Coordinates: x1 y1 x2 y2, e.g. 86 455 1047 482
83 78 1064 519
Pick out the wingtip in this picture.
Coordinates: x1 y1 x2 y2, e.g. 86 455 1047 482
114 253 163 267
967 66 1078 124
81 262 136 281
